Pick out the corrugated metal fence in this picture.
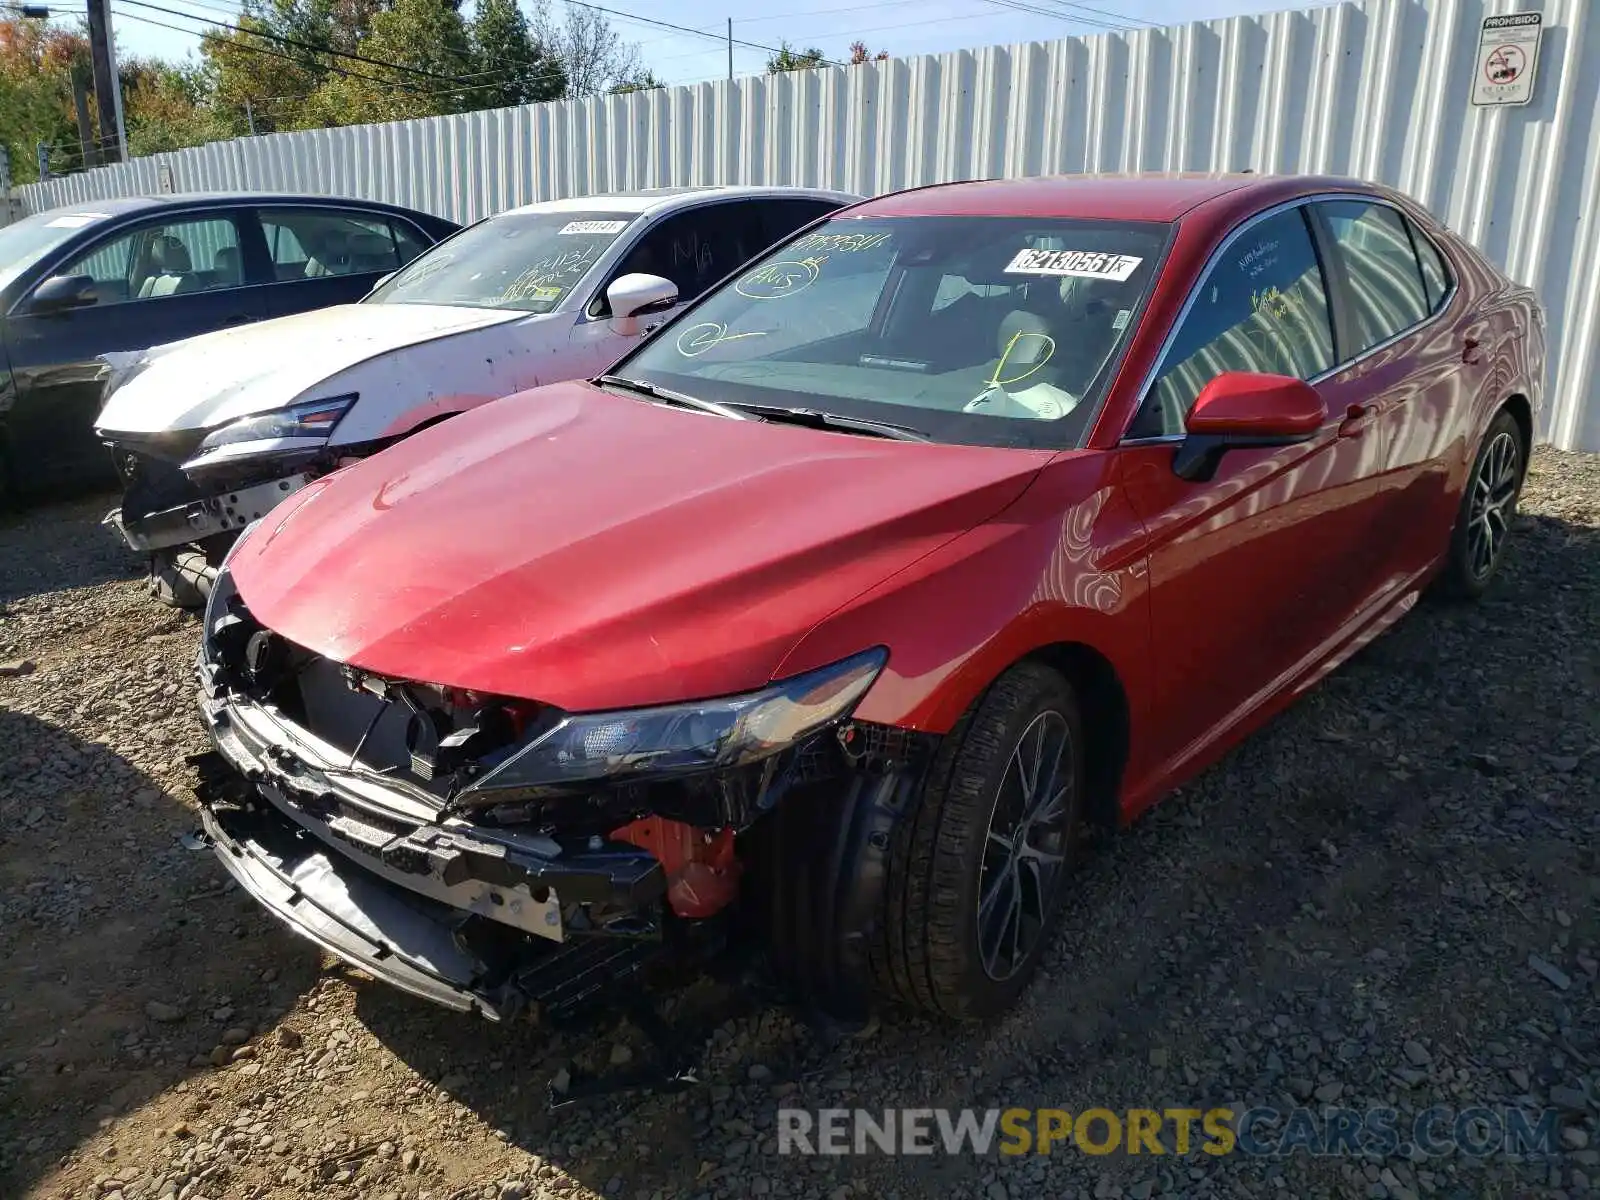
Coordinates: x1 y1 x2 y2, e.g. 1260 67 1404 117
14 0 1600 451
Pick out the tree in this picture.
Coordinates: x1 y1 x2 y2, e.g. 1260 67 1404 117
470 0 565 108
201 2 334 136
305 0 473 125
608 70 663 95
533 0 641 97
766 41 825 73
0 17 91 180
848 41 888 65
122 58 230 156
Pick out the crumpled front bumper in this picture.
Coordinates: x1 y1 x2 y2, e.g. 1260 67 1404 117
192 661 674 1020
200 798 513 1017
106 474 312 554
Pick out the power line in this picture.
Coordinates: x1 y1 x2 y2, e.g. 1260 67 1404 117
117 0 481 83
563 0 846 68
112 7 445 93
978 0 1143 33
118 0 599 96
115 6 578 106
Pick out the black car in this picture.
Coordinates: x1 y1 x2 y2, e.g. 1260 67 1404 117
0 193 459 501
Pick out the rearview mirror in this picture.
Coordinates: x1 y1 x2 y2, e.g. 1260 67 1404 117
607 272 678 336
1172 371 1326 482
29 273 98 315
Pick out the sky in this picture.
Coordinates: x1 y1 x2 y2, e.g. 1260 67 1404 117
89 0 1290 84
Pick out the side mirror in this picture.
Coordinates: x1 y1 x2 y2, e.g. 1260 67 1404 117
365 271 395 297
1172 371 1326 482
606 272 678 336
29 273 98 315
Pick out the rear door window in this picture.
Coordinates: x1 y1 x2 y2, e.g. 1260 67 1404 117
756 198 845 248
1408 218 1454 313
1319 200 1431 351
259 207 409 281
1131 206 1335 439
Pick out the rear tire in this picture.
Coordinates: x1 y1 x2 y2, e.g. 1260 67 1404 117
1438 409 1527 601
875 661 1085 1020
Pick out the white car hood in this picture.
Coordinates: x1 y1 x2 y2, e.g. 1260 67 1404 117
95 303 527 435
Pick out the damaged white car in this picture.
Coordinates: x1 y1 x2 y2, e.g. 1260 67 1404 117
94 185 856 605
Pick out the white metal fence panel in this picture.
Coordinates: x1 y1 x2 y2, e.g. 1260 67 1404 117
13 0 1599 450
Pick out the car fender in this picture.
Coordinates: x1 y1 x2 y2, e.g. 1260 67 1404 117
325 315 565 447
773 454 1153 741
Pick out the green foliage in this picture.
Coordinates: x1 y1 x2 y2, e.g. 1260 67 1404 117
766 41 825 73
307 0 473 125
1 0 655 179
1 19 86 181
471 0 565 108
608 70 662 95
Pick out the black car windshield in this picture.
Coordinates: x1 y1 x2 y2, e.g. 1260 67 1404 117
365 210 635 312
621 214 1172 448
0 208 114 295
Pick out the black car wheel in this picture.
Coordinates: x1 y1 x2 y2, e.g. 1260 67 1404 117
876 661 1085 1019
149 547 218 610
1439 409 1527 600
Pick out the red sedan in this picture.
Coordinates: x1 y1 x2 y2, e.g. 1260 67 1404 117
191 174 1544 1027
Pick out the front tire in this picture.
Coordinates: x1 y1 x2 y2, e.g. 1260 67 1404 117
1439 410 1527 600
876 662 1085 1020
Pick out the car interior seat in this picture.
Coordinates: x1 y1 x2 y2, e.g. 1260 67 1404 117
137 236 198 298
212 245 242 287
303 230 352 277
346 231 396 274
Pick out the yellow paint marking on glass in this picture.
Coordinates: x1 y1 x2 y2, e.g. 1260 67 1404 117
987 329 1058 387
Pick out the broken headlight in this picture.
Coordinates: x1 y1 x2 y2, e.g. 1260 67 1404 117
196 394 356 453
457 648 887 801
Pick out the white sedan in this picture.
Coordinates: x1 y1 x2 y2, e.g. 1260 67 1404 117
93 184 858 605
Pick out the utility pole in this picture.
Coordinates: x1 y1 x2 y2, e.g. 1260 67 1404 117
85 0 128 164
71 63 101 167
37 143 51 182
244 99 257 135
727 18 733 81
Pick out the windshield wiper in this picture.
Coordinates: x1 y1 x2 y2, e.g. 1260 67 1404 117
595 374 753 421
727 404 931 442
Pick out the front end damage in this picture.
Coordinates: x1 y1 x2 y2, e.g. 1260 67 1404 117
190 565 934 1025
101 396 360 593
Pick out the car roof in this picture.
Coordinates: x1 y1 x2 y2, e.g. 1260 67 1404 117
500 185 861 219
32 192 444 220
849 172 1383 222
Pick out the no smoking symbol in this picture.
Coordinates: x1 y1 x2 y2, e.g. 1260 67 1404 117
1485 44 1525 84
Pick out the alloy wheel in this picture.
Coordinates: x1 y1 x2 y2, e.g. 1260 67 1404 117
976 709 1075 982
1467 430 1521 581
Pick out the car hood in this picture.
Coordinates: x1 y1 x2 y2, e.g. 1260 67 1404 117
228 382 1054 712
95 303 528 436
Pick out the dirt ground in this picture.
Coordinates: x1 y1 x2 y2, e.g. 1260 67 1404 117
1 448 1596 1200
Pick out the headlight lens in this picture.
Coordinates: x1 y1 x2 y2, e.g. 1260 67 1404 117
460 648 887 800
198 394 356 452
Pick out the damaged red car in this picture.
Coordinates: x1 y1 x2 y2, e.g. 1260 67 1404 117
191 173 1544 1026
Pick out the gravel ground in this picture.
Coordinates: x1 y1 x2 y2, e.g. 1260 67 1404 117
1 447 1596 1200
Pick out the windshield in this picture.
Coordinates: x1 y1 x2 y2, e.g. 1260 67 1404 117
365 210 635 312
0 209 112 295
621 214 1171 448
